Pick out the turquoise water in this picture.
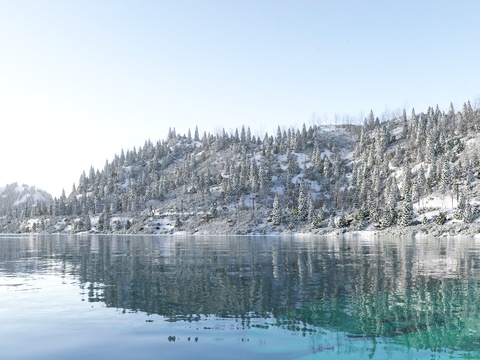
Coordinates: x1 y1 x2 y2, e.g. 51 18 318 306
1 234 480 359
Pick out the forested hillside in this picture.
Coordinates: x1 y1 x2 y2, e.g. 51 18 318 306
2 100 480 235
0 183 52 220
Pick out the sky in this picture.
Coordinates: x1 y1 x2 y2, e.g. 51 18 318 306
1 0 479 197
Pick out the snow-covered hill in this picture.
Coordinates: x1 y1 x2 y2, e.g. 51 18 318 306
0 183 52 219
3 100 480 236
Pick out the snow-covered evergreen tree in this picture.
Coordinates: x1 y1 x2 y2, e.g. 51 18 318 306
354 207 366 229
440 158 451 195
398 193 414 227
210 199 218 219
304 197 313 224
96 213 104 231
271 194 282 226
434 212 447 225
84 214 92 231
328 215 335 228
463 202 473 223
379 207 395 228
336 213 348 228
296 184 308 221
401 166 412 199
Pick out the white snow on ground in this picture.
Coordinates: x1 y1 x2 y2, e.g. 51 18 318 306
309 181 321 192
344 151 354 161
317 125 346 133
320 149 332 160
417 194 451 211
390 126 403 137
292 174 303 184
294 153 310 169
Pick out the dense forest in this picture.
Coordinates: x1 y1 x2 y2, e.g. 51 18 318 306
2 100 480 235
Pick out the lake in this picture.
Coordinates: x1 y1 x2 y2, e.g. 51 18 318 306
1 234 480 359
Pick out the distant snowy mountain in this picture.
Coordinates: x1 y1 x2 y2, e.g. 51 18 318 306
0 183 52 218
2 100 480 236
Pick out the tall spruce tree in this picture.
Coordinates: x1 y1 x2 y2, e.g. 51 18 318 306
271 194 282 226
440 158 451 195
401 166 412 199
297 184 308 221
398 193 414 227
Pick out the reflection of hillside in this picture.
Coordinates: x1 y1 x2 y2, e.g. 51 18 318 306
2 234 480 352
283 277 480 351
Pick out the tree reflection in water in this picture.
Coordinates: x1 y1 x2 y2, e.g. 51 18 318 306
2 234 480 355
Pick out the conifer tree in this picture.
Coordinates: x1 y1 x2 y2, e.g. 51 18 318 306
336 213 348 228
354 207 366 228
97 213 104 231
194 126 200 141
312 205 326 228
59 189 67 216
434 212 447 225
297 184 308 221
440 158 451 195
425 130 436 164
401 108 408 138
409 108 417 141
323 157 331 180
249 161 259 193
328 215 335 228
114 220 123 231
103 210 110 232
379 207 395 228
307 196 315 224
401 166 412 199
332 155 341 184
368 109 375 129
210 199 218 219
463 202 473 223
84 213 92 231
417 167 426 202
368 198 380 224
125 219 132 231
398 193 414 227
271 194 282 226
422 215 428 225
454 192 466 219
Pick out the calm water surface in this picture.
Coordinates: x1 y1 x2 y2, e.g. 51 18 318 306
1 234 480 359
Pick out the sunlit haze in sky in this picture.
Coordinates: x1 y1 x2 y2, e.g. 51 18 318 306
1 0 479 197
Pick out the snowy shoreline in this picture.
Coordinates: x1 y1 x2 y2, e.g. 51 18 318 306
2 213 480 239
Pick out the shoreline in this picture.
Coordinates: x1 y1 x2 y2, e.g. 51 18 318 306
2 220 480 239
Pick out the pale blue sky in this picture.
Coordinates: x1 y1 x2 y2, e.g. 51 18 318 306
1 0 479 196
